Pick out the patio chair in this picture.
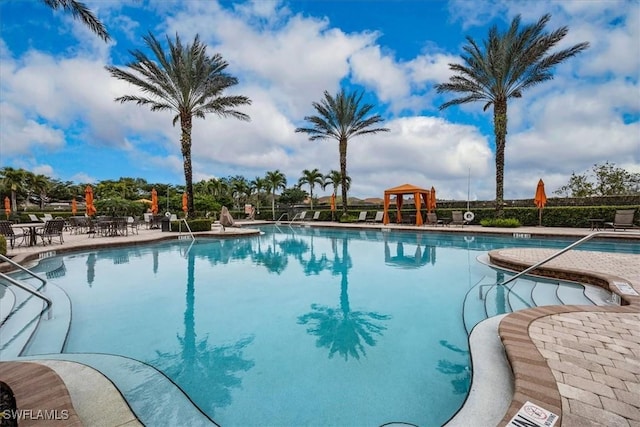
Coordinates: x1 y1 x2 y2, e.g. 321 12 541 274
450 211 466 227
0 220 28 249
367 211 384 223
127 216 140 235
292 211 307 221
42 213 54 221
604 209 637 231
357 211 368 222
311 211 321 221
425 212 445 226
34 219 65 245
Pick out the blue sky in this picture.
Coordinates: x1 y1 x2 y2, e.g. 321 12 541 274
1 0 638 200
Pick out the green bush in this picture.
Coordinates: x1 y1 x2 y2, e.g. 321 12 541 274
169 219 212 232
0 235 6 256
480 218 521 228
339 213 359 223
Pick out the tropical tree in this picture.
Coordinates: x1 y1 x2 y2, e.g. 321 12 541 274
42 0 110 41
250 176 268 214
106 33 251 217
435 14 589 217
25 173 51 209
0 167 27 211
554 162 640 197
296 89 389 216
264 170 287 220
298 168 324 210
324 169 351 204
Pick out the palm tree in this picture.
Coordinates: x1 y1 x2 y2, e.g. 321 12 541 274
324 169 351 206
26 174 51 210
106 33 251 217
296 89 389 217
435 14 588 217
298 168 324 211
264 170 287 220
42 0 110 41
250 176 268 214
0 167 26 212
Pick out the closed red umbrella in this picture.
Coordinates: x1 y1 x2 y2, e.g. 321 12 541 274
71 198 77 215
4 196 10 219
151 188 158 215
182 192 188 215
534 179 547 226
85 186 97 216
429 186 437 212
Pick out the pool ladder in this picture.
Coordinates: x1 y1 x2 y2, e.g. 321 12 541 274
0 253 52 319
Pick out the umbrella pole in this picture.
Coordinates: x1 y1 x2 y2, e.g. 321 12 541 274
539 208 542 227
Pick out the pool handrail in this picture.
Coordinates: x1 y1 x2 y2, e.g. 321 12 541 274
497 231 640 288
0 253 52 317
178 218 195 240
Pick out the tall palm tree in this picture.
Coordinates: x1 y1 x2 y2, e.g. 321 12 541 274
26 174 51 210
435 14 588 217
42 0 110 41
296 89 389 217
106 33 251 217
264 170 287 220
298 168 325 210
324 169 351 204
250 176 267 214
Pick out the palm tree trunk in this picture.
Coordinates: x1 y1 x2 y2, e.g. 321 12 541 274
339 137 348 217
271 191 276 220
309 186 314 210
493 100 507 218
180 114 195 217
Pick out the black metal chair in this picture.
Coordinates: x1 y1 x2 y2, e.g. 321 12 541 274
0 220 27 249
34 219 65 245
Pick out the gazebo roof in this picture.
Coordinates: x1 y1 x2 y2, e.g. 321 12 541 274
384 183 431 194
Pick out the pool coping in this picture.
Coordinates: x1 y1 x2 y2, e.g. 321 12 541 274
1 222 639 426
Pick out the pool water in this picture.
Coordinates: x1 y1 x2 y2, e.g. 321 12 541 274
25 227 640 426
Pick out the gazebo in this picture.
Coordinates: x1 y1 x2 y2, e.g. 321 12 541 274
383 183 433 226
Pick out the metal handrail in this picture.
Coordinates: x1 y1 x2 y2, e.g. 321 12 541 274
0 253 46 287
275 213 288 223
0 254 52 318
497 231 640 288
179 218 195 240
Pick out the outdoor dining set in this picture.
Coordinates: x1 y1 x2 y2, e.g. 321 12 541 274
0 215 143 249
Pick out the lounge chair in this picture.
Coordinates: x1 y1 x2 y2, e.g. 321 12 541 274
292 211 307 221
368 211 384 223
34 219 65 245
311 211 321 221
425 212 445 226
604 209 637 231
0 220 28 249
42 213 54 221
28 214 43 222
357 211 368 222
450 211 466 227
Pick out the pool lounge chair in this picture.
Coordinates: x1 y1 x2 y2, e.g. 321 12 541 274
311 211 321 221
28 214 43 222
292 211 307 221
357 211 368 222
367 211 384 223
604 209 637 231
450 211 466 227
425 212 445 226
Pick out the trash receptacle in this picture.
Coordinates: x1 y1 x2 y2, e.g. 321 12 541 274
161 216 170 232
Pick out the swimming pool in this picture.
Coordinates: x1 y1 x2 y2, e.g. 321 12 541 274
11 227 640 426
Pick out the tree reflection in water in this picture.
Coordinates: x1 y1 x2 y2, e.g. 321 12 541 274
437 340 471 395
151 251 254 416
298 237 390 360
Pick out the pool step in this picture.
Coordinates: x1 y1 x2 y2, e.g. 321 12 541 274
0 282 46 360
557 283 598 306
0 285 17 325
507 280 535 312
462 276 494 334
531 281 562 306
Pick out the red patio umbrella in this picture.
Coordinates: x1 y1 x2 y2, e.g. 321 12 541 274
429 186 437 213
71 198 77 215
534 179 547 226
85 186 97 216
151 188 158 215
4 196 10 219
182 192 188 215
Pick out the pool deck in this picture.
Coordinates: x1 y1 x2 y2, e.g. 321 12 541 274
1 221 639 426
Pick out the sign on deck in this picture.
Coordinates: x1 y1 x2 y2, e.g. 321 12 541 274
507 401 558 427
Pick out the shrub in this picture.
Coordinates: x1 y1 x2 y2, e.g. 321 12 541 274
480 218 521 228
339 213 359 223
170 219 212 232
0 235 6 256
